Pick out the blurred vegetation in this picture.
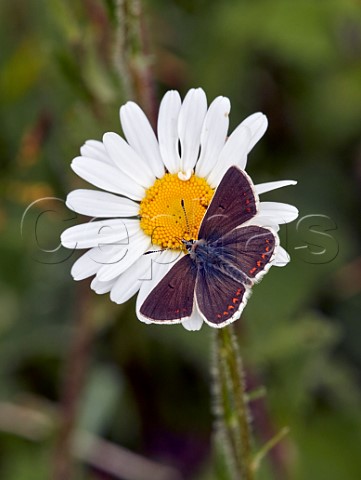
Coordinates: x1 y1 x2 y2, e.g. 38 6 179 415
1 0 361 479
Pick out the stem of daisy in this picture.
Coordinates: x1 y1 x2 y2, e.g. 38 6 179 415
213 325 255 480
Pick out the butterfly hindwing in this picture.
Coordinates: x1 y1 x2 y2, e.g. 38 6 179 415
195 266 249 327
198 166 258 241
195 225 277 326
214 225 278 281
140 255 197 322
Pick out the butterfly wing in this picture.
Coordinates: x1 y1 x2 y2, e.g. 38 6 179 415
198 166 258 242
195 225 278 327
195 267 250 328
140 255 197 323
215 225 278 282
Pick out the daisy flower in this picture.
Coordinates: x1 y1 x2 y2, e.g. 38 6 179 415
61 88 298 331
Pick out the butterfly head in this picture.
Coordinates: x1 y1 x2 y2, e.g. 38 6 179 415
181 238 210 263
181 238 196 254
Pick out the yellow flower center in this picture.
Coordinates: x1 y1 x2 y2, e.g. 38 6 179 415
139 173 214 250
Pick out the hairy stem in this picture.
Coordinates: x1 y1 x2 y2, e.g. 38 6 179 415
213 325 255 480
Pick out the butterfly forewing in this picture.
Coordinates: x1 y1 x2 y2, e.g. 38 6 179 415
198 166 258 242
214 225 277 280
196 267 248 327
140 255 197 322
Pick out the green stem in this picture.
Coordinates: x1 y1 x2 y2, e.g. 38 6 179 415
251 427 290 473
114 0 156 123
213 325 255 480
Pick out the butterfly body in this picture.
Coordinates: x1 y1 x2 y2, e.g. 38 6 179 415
185 237 252 286
187 238 219 265
140 166 279 328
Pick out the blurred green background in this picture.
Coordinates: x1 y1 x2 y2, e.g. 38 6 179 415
1 0 361 479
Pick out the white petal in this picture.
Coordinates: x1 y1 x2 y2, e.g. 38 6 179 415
178 88 207 173
91 277 115 294
255 180 297 195
71 244 121 280
110 254 155 304
80 140 113 166
207 113 267 185
274 245 291 267
195 96 230 178
103 132 155 188
136 250 182 324
177 169 192 181
120 102 165 178
66 190 139 217
157 90 182 173
96 230 151 282
207 125 251 188
71 156 145 201
259 202 299 224
61 219 140 249
71 250 99 280
241 112 268 155
182 306 204 331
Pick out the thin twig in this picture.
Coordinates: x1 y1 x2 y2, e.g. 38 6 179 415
74 431 183 480
52 281 94 480
0 400 182 480
114 0 157 124
0 401 52 441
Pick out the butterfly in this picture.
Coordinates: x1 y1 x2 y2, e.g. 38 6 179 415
140 166 279 328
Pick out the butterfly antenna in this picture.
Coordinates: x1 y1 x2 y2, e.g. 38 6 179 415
174 236 185 247
181 199 191 236
144 248 169 255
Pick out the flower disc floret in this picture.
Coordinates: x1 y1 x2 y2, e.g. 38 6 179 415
139 173 214 249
